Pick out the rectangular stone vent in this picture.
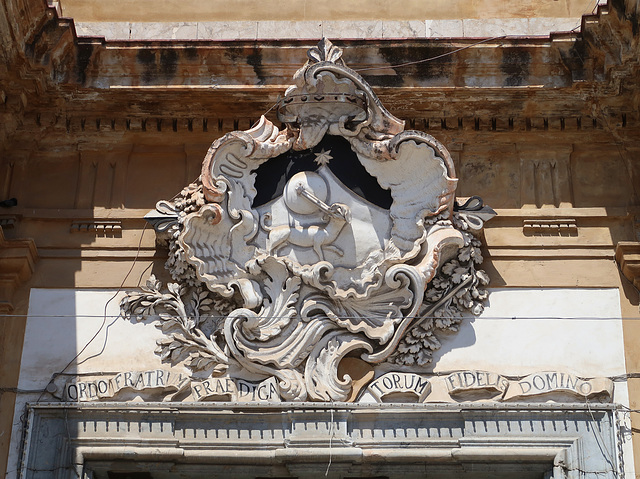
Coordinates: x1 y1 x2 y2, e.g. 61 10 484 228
523 219 577 236
0 216 16 228
71 220 122 234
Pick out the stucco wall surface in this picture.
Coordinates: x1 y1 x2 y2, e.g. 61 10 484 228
15 287 628 387
5 286 635 477
430 287 626 375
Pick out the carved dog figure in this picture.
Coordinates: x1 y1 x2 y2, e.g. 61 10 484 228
263 203 351 261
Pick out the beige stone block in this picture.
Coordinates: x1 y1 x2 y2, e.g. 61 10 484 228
75 22 131 40
382 21 426 39
197 21 257 40
323 21 383 39
130 22 198 40
462 18 529 37
59 0 597 23
527 17 581 35
572 146 633 208
257 21 322 40
426 19 464 38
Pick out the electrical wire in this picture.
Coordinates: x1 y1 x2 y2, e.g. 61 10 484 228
324 405 334 477
29 95 284 401
353 35 508 73
586 397 618 475
35 223 149 403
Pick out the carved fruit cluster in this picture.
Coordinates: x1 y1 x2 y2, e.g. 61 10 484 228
173 183 206 217
393 214 489 366
165 182 206 285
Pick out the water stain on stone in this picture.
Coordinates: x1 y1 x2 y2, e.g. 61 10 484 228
501 49 531 87
558 39 588 82
76 43 94 85
378 44 454 85
184 47 198 61
159 49 178 78
136 49 156 85
247 47 266 85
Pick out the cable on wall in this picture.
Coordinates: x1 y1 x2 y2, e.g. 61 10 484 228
30 95 285 402
353 35 507 73
35 222 149 403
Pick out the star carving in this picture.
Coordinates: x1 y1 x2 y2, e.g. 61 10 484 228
314 149 333 167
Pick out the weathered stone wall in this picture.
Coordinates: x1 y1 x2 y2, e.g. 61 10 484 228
1 0 640 476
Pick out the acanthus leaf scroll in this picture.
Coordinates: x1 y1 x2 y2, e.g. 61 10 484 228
121 39 495 402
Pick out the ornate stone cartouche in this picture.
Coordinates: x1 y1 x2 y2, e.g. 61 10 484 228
122 38 493 402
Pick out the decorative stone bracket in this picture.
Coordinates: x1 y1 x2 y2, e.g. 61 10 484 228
616 241 640 290
0 215 17 229
523 218 578 236
0 227 37 314
70 220 122 235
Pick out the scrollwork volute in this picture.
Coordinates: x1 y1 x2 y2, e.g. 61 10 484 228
121 39 494 402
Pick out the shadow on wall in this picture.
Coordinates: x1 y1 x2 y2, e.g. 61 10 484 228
428 316 478 367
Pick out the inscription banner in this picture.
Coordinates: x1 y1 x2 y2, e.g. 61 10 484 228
62 369 614 404
190 376 280 402
503 372 613 401
445 370 509 395
64 371 282 403
367 372 431 402
65 369 188 401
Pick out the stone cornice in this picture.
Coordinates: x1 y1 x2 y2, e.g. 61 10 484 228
1 0 639 147
0 227 38 314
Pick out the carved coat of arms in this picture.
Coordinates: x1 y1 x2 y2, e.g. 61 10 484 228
121 39 493 402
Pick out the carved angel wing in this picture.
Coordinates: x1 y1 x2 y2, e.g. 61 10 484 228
180 205 241 283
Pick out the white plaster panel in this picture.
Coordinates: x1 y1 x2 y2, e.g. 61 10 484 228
527 17 581 35
18 289 183 391
198 21 257 40
426 19 464 38
463 18 530 37
74 21 131 40
382 21 426 39
257 21 322 40
72 18 586 41
430 288 627 377
323 21 384 39
18 288 627 389
130 22 198 40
